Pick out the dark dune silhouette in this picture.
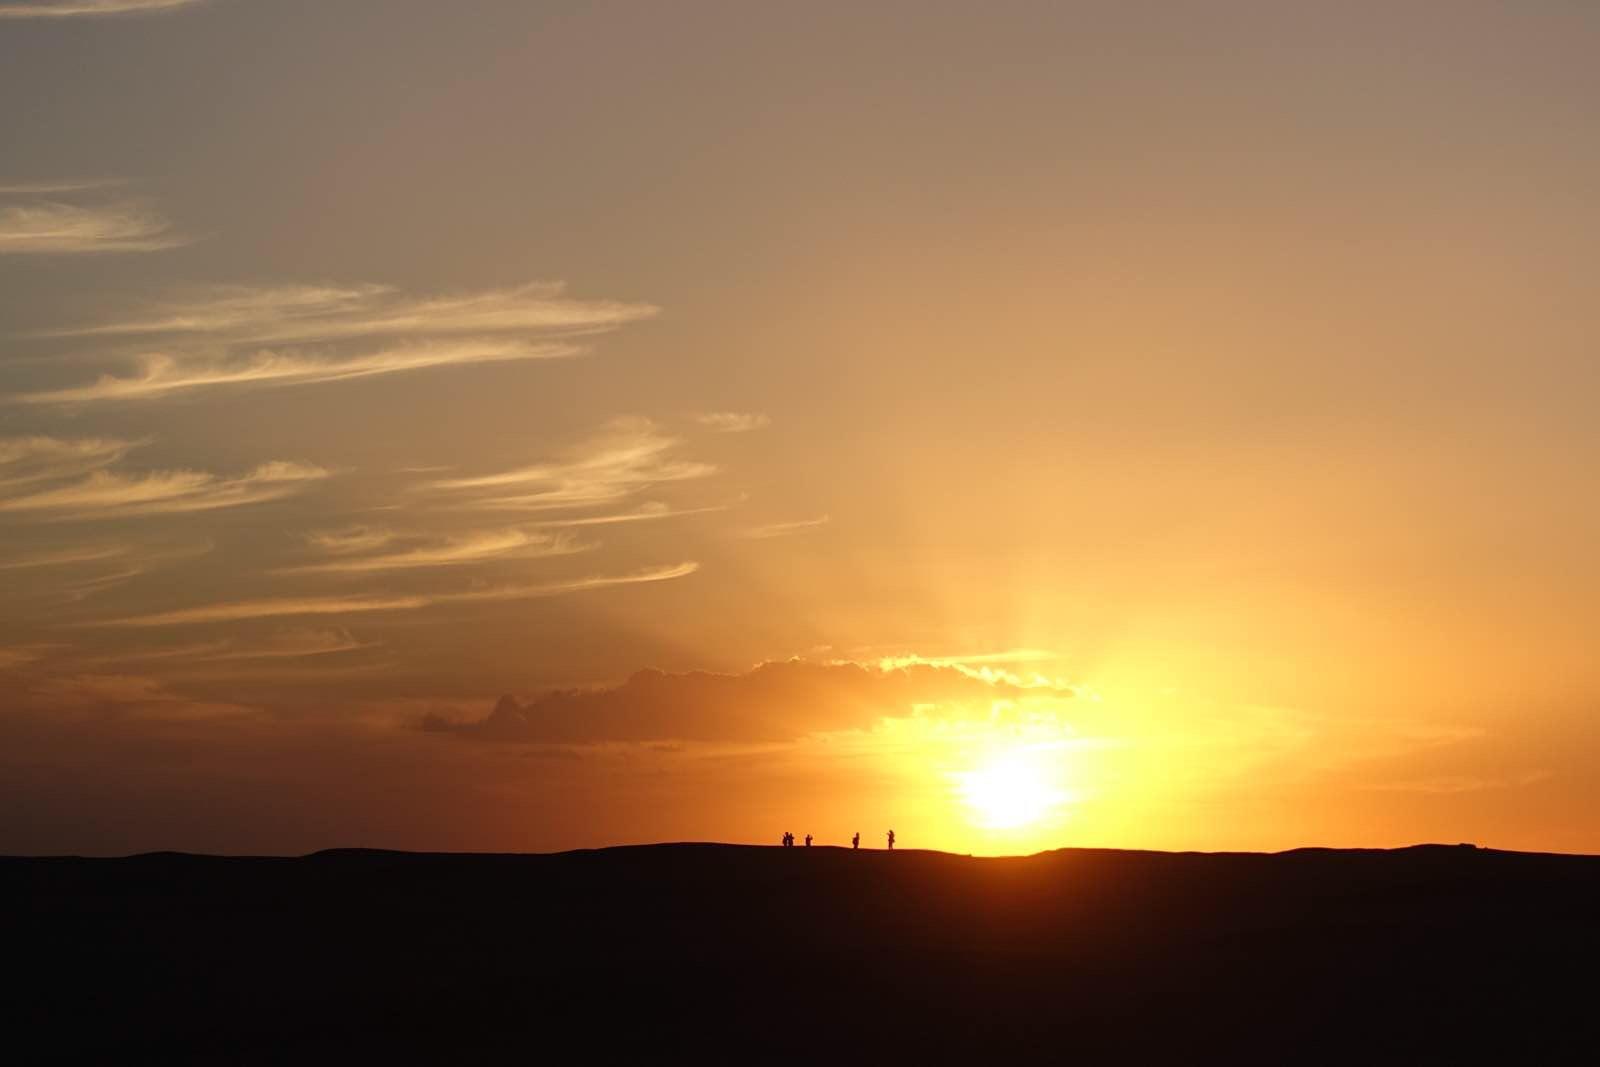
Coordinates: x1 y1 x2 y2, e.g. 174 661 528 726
4 843 1596 1063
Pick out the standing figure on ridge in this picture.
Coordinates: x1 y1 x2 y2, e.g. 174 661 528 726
804 834 812 847
887 829 896 850
852 832 860 850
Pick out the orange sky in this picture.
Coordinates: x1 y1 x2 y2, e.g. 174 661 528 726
1 1 1597 856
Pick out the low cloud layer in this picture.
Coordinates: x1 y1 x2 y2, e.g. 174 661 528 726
425 659 1062 744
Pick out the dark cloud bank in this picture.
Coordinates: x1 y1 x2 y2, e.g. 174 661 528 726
424 660 1057 744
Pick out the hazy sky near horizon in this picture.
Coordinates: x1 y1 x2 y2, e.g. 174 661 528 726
2 1 1597 856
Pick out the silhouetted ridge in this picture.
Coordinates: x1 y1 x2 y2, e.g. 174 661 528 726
5 843 1595 1063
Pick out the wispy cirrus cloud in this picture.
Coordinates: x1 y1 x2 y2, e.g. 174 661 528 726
16 339 578 404
278 527 585 575
0 462 327 519
0 1 204 17
198 628 376 662
740 514 830 539
444 561 699 605
26 673 257 721
303 526 398 555
695 411 771 433
88 561 699 628
532 501 728 527
0 437 327 520
14 281 657 403
0 543 130 571
0 179 125 194
42 281 657 345
0 645 59 670
85 629 378 666
0 199 182 253
89 593 432 628
422 417 714 510
7 540 210 602
0 436 135 489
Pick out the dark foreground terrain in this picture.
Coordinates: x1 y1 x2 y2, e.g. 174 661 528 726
4 843 1596 1063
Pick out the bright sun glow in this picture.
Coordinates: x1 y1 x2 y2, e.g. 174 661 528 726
955 746 1072 830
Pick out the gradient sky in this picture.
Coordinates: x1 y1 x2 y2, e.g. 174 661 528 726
2 0 1597 856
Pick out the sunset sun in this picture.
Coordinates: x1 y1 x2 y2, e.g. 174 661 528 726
955 746 1072 831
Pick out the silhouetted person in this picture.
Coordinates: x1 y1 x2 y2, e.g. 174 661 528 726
805 834 812 847
852 832 860 850
887 829 896 850
782 831 793 847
